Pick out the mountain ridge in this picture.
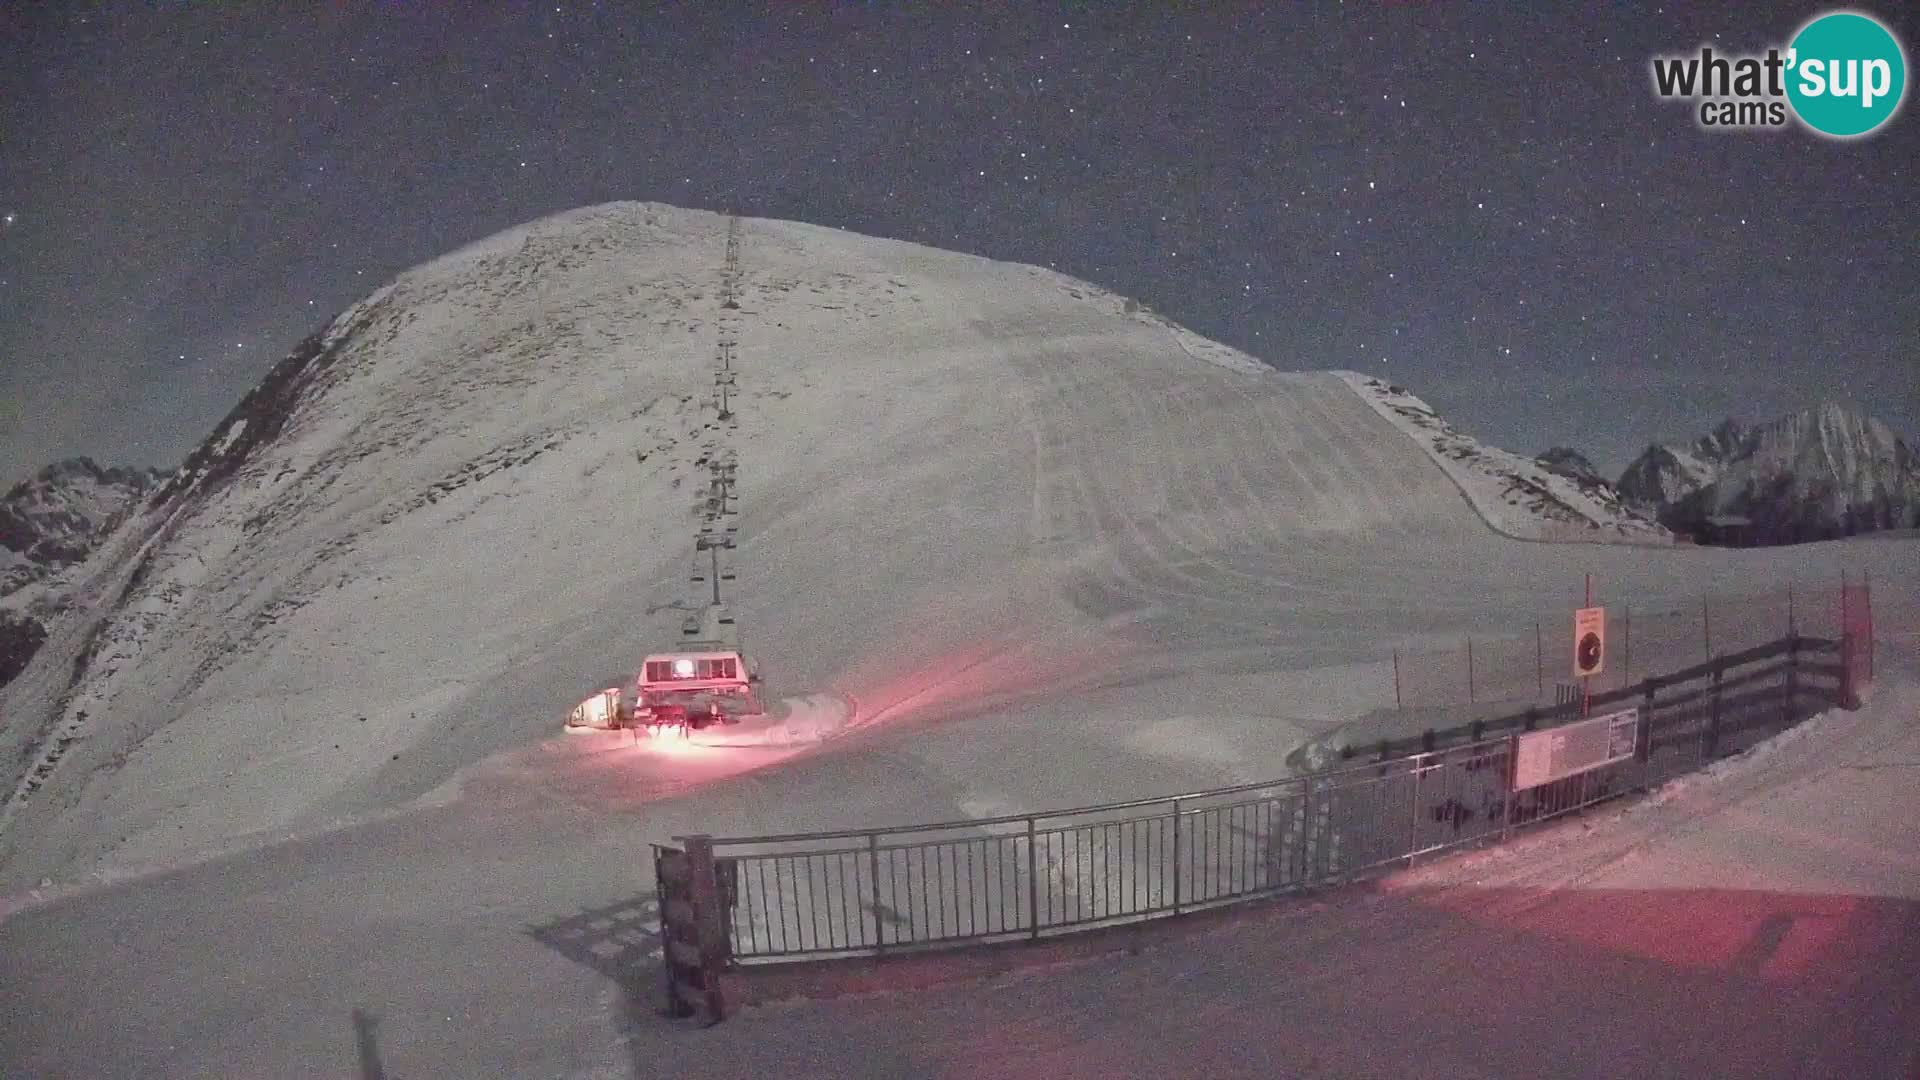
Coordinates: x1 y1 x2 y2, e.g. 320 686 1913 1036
1618 403 1920 544
0 458 167 689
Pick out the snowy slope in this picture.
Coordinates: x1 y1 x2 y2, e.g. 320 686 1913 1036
0 202 1498 880
1341 374 1673 543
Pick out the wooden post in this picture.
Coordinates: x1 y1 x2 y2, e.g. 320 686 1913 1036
1392 649 1402 709
1623 607 1632 688
1638 682 1656 764
1535 618 1544 697
684 836 728 1024
1466 639 1476 704
1783 635 1799 730
656 845 694 1019
1703 595 1713 659
1705 659 1724 759
1839 574 1861 708
1864 571 1874 683
656 838 729 1025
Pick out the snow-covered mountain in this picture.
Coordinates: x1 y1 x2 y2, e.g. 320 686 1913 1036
0 458 165 598
1535 446 1603 486
0 459 166 687
1341 377 1672 544
14 201 1876 890
1618 404 1920 544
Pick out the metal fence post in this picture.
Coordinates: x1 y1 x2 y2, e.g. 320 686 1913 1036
1782 635 1798 730
1171 797 1184 915
1025 815 1040 940
867 831 884 954
1502 735 1518 842
1864 572 1874 683
1408 760 1422 864
1705 659 1724 759
1635 681 1656 790
1295 779 1313 885
1392 649 1402 709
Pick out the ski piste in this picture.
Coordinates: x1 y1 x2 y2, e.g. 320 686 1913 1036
567 214 766 739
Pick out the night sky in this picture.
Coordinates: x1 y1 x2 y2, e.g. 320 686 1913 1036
3 3 1915 487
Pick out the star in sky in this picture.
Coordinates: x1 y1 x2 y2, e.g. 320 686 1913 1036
0 3 1914 483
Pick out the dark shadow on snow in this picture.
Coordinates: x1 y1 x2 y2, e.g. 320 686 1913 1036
351 1008 387 1080
528 892 669 1079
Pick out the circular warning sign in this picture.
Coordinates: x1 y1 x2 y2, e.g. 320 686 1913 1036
1577 631 1603 675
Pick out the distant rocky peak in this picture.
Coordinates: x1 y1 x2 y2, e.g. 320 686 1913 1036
1617 402 1919 545
1536 446 1602 485
0 457 165 566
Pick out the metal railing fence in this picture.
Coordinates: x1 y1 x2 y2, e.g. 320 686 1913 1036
689 625 1858 964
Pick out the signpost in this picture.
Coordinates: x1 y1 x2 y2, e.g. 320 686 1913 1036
1573 606 1606 679
1574 602 1605 718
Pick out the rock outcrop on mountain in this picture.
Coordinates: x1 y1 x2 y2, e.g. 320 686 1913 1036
0 458 166 688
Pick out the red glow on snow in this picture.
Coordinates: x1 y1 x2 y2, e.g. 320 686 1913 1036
634 726 719 759
839 632 1139 730
1407 885 1871 987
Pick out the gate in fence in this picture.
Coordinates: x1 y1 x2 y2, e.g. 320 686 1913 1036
653 613 1873 1020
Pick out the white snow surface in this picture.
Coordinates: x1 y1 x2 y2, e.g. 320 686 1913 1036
1341 372 1673 543
0 202 1916 1077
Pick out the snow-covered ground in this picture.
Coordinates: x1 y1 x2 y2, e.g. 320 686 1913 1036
3 659 1912 1078
0 203 1915 1076
642 663 1920 1080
